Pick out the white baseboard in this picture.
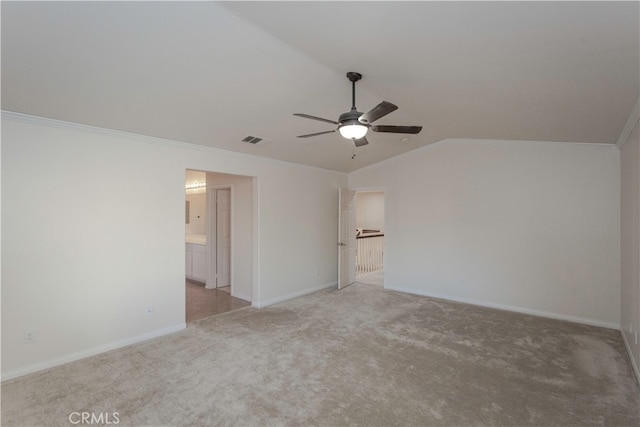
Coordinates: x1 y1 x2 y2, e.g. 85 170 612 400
1 323 186 382
252 281 337 308
385 285 619 330
621 331 640 386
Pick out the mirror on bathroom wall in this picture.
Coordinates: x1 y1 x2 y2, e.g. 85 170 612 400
185 169 207 238
185 192 206 235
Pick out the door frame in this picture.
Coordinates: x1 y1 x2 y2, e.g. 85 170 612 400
206 185 233 290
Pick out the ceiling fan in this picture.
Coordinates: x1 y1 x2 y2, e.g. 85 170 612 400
294 72 422 147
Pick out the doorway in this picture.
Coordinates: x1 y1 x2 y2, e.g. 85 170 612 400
354 190 385 287
185 170 255 322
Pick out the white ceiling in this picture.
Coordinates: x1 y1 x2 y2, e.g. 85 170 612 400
2 1 638 172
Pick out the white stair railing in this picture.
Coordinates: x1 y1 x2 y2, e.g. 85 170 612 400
356 234 384 276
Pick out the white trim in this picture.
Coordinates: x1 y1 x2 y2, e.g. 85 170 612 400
621 331 640 385
1 324 186 382
204 187 218 289
1 110 347 176
252 281 336 308
385 285 619 330
616 96 640 149
252 177 261 306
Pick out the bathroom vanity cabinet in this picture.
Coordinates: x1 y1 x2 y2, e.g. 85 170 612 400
185 242 206 282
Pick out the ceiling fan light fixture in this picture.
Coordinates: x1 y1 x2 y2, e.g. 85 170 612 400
294 71 422 146
338 122 368 140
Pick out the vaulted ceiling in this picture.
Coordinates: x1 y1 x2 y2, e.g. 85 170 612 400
2 1 638 172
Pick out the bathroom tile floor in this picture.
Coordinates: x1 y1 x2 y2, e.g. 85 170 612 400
186 279 251 323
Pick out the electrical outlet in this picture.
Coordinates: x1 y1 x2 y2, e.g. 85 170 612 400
24 330 36 343
145 306 153 316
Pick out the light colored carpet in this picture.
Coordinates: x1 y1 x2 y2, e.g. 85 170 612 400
356 270 384 286
2 283 639 426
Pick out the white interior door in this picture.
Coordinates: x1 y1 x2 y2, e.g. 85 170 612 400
216 189 231 288
338 188 356 289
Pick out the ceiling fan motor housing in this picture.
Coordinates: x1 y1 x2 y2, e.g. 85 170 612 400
339 109 365 126
338 109 368 140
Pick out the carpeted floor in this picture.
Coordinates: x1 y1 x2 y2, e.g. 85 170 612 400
2 283 639 426
355 270 384 286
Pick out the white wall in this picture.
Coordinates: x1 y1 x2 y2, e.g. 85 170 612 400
349 139 620 328
206 172 253 301
256 165 342 305
356 191 384 232
1 113 345 379
620 117 640 380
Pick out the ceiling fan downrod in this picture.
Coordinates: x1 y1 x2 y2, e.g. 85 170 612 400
346 71 362 111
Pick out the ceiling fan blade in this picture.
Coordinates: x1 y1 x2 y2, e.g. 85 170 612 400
371 125 422 134
354 136 369 147
297 129 336 138
293 113 339 125
358 101 398 124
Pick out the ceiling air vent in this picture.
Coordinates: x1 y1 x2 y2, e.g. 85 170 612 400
241 135 266 145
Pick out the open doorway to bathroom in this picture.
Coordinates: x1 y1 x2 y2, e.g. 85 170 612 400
355 190 385 287
185 169 253 322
